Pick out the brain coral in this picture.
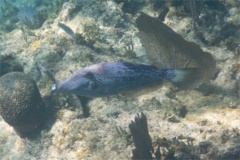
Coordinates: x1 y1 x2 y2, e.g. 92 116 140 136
0 72 46 137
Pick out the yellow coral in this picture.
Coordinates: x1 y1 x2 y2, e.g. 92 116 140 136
30 39 42 52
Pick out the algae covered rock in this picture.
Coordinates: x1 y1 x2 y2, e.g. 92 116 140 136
0 72 46 137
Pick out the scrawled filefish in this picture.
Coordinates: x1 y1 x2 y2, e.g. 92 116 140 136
51 62 201 98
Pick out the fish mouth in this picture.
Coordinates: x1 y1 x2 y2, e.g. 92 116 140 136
51 84 58 92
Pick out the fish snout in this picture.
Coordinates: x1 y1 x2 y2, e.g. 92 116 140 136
51 84 58 92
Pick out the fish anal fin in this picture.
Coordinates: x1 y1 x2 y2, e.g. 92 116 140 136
122 82 163 98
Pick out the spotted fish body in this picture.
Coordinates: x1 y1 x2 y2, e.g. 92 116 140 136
52 62 200 98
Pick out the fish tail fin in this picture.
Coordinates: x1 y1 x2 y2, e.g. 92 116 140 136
168 68 202 89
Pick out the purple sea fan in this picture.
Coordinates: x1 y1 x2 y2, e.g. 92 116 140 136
18 6 36 24
17 6 46 29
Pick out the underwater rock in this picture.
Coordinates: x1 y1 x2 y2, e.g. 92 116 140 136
173 105 188 118
0 72 46 137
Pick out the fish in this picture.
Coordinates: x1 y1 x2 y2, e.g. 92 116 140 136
58 22 75 38
36 62 56 83
51 62 201 98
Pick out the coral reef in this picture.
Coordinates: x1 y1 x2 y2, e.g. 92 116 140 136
0 72 46 137
0 0 240 159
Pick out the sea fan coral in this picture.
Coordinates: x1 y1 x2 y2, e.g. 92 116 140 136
18 6 36 24
17 6 46 29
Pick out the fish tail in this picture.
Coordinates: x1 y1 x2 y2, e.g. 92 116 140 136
167 68 202 89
